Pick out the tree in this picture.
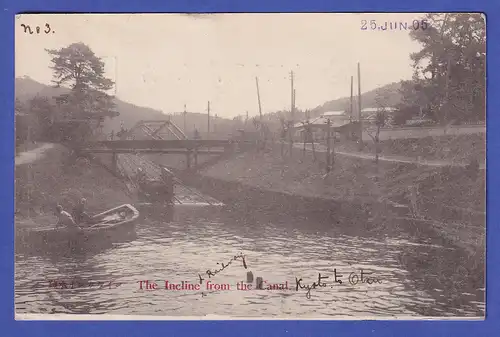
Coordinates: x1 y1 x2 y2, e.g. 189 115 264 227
15 98 29 147
46 43 119 135
278 115 288 158
300 120 316 161
29 95 54 140
393 80 438 125
405 14 485 124
251 117 272 151
15 98 24 115
366 91 389 164
232 115 245 133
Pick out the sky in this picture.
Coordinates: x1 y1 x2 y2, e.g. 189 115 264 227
15 13 424 118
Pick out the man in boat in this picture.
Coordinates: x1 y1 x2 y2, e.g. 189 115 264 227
72 198 94 225
55 205 81 230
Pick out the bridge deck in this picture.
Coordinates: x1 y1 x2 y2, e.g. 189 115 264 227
81 149 225 154
80 138 256 170
83 139 248 150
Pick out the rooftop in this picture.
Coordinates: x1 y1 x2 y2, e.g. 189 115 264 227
361 107 397 115
294 116 352 129
321 110 346 117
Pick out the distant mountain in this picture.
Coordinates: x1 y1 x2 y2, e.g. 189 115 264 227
15 77 253 139
15 76 67 99
15 77 404 138
261 82 403 124
310 82 403 117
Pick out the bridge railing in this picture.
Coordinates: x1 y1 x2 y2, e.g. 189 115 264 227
83 139 241 150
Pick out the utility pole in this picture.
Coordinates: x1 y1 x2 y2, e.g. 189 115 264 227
326 119 331 173
444 57 451 122
293 89 296 114
290 71 295 122
439 14 450 131
183 104 187 136
350 76 354 122
349 75 354 140
289 71 295 158
207 101 210 136
357 62 363 145
256 77 262 123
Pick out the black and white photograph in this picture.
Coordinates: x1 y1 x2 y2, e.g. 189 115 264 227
14 13 485 319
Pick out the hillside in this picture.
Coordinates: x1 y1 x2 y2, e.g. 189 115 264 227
15 76 67 99
15 77 264 139
261 82 403 123
15 77 403 139
311 82 402 117
15 76 165 131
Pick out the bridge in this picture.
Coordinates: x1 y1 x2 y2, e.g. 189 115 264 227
80 139 240 154
122 119 188 140
79 119 258 172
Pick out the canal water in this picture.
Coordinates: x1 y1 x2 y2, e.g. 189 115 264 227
15 203 485 318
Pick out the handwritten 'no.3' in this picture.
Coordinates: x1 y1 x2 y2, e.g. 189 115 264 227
20 23 54 35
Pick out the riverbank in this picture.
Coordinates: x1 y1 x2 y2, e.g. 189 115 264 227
336 132 486 165
15 144 133 229
192 141 484 257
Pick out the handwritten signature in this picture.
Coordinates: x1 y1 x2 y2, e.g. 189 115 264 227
198 252 248 284
295 269 382 299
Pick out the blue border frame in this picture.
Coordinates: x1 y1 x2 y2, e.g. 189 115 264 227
2 1 498 336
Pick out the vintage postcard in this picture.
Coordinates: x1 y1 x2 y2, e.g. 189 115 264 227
14 13 485 320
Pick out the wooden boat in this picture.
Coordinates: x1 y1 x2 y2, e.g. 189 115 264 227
17 204 140 251
86 203 140 232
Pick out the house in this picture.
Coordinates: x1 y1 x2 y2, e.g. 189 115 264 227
292 106 399 142
361 107 397 126
293 110 357 141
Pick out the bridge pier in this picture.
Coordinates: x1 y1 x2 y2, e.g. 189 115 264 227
194 146 199 169
78 139 254 171
111 151 118 174
186 150 192 169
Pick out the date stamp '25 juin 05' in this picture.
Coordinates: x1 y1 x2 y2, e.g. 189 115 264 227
361 19 429 31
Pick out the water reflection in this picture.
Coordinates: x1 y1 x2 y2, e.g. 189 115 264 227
15 202 484 317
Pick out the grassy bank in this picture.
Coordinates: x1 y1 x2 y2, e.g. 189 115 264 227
201 143 483 212
199 142 485 255
15 144 133 228
336 133 486 164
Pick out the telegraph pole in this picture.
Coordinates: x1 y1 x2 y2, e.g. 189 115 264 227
444 56 452 130
290 71 295 122
350 76 354 122
256 77 262 123
440 14 450 130
207 101 210 136
289 71 295 157
293 89 296 112
357 63 363 144
183 104 187 135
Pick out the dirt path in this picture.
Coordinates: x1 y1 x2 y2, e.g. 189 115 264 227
294 143 485 169
15 143 55 166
